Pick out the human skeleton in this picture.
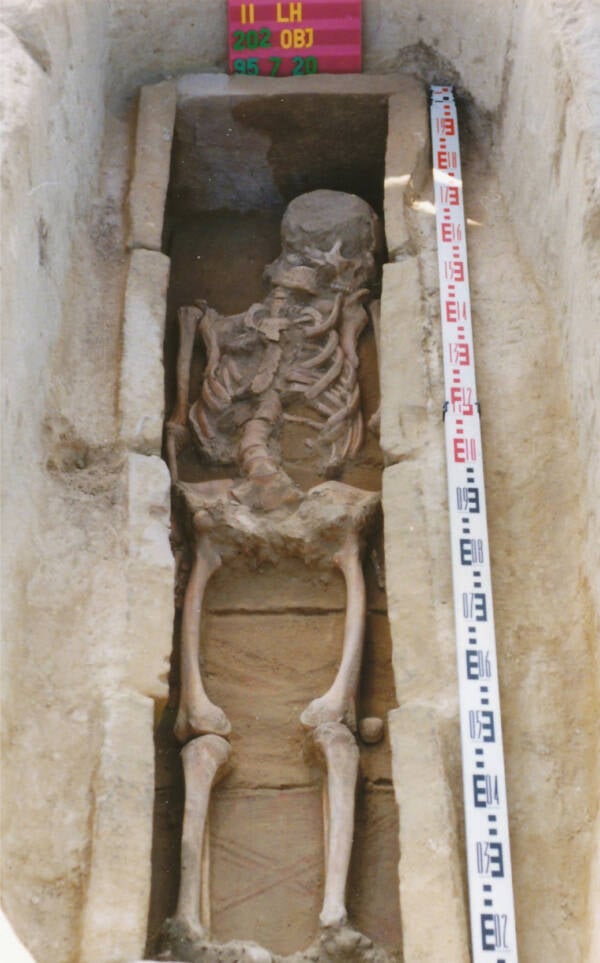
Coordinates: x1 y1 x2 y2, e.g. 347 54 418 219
163 191 387 958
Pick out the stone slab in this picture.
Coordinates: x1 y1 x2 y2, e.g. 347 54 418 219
384 87 430 261
177 72 426 103
204 554 385 619
358 612 397 785
194 609 345 789
379 260 427 464
119 248 170 453
207 788 401 957
126 453 174 699
209 786 323 955
80 692 155 963
348 787 402 951
588 810 600 962
172 74 422 214
127 81 176 251
382 462 457 703
206 558 347 613
389 704 470 963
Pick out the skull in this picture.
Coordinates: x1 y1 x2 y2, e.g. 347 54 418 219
265 190 382 294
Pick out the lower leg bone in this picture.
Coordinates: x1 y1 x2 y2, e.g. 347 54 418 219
312 722 359 928
175 526 231 743
301 531 366 730
175 734 231 937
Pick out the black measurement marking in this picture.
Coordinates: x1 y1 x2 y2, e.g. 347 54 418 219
460 538 484 565
474 774 500 808
469 709 496 742
481 913 509 951
466 650 492 680
456 486 481 512
476 841 505 878
462 592 488 621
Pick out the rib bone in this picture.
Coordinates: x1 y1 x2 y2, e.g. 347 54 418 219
303 330 339 369
303 293 343 337
305 347 344 400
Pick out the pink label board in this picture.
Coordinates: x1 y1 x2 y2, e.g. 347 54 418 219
228 2 362 77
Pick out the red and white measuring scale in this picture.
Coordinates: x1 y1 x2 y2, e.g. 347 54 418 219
430 85 519 962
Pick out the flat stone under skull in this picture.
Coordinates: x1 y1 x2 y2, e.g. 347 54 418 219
158 191 396 963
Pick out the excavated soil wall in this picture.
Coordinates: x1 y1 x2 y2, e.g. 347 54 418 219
1 2 599 962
